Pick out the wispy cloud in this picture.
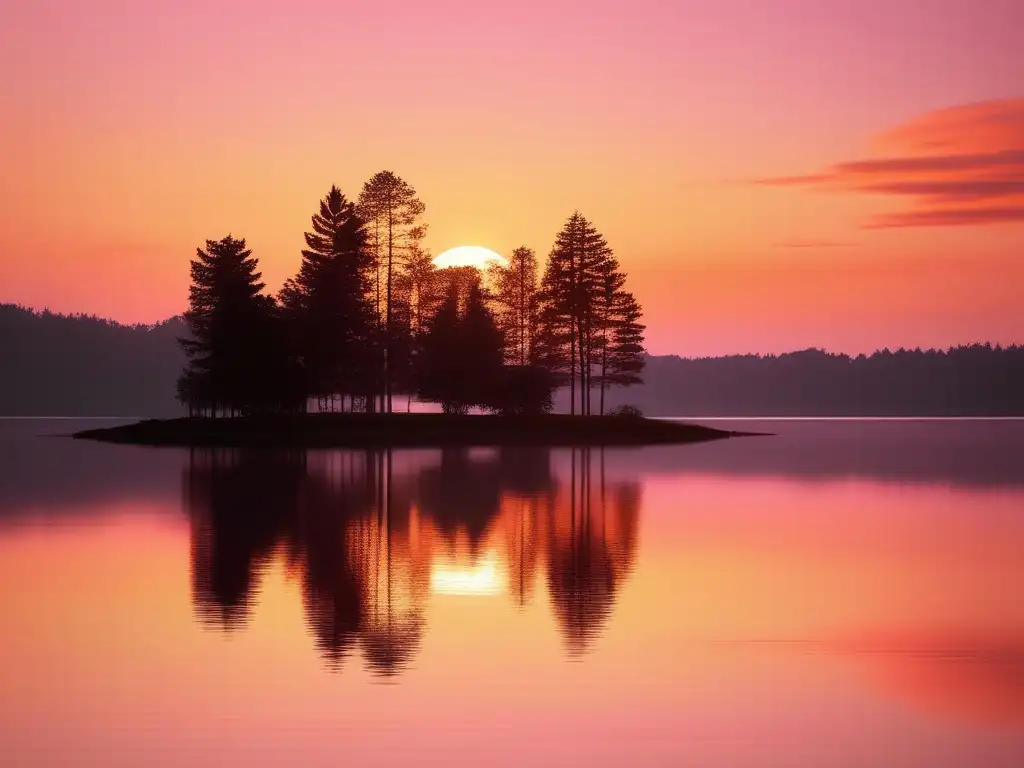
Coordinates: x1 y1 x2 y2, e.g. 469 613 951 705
866 206 1024 229
757 100 1024 228
772 240 854 249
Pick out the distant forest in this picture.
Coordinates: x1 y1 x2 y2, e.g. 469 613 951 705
3 302 1022 416
588 346 1024 417
0 304 187 417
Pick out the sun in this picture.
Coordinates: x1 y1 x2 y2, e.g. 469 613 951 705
432 245 506 270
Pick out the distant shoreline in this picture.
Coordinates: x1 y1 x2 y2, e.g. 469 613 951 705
70 413 748 448
655 416 1024 422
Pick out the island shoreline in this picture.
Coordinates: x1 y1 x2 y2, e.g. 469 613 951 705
71 413 761 449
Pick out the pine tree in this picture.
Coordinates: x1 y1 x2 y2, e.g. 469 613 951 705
403 246 443 341
178 235 276 415
416 281 462 413
279 186 372 411
594 266 625 415
537 213 617 415
489 246 539 367
599 288 645 414
357 171 427 413
394 246 441 409
416 275 504 413
461 280 506 406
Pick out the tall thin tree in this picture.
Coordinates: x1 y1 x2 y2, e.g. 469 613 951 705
489 246 539 367
357 171 427 413
280 186 372 411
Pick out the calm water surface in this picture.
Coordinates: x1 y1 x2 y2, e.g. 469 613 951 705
1 418 1023 767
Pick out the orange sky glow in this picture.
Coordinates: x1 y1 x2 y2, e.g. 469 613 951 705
1 1 1021 355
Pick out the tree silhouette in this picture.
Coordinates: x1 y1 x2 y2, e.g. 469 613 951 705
392 246 446 407
279 186 373 411
400 247 442 338
462 280 506 404
488 364 558 415
596 282 646 415
415 273 505 413
537 213 644 414
416 280 463 413
178 235 280 415
357 171 428 413
489 246 540 367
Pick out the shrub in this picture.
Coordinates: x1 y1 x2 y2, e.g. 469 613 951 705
485 365 557 416
608 404 644 419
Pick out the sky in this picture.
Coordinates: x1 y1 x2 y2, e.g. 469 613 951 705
1 0 1022 356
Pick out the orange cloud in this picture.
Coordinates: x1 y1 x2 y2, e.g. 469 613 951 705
758 99 1024 228
866 206 1024 229
771 240 854 249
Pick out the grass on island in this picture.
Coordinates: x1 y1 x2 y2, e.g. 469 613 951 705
71 412 747 448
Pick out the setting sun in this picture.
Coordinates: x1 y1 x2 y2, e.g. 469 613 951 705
432 246 506 270
2 2 1023 764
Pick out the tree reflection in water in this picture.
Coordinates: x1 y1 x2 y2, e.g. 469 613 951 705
184 446 641 676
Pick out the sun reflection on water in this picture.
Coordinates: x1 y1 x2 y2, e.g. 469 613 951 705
430 551 505 596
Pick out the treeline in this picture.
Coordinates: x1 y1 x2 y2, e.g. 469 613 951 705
596 346 1024 416
0 304 186 416
4 305 1023 417
179 171 645 417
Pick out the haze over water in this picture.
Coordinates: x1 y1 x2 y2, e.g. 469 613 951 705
1 419 1023 767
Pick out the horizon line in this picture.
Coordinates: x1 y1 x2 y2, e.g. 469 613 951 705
3 301 1021 361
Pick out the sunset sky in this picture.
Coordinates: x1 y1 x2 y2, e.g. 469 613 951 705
1 0 1021 356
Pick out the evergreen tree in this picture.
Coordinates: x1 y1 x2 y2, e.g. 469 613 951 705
461 281 506 405
416 281 463 413
489 246 539 367
178 235 277 415
393 246 441 408
357 171 427 413
403 246 443 341
279 186 372 411
537 212 618 415
416 275 504 413
599 288 645 414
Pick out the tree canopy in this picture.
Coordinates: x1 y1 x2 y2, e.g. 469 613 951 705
174 179 646 417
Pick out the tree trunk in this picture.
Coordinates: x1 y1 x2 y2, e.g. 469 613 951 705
578 316 588 416
599 348 608 416
519 258 527 366
585 324 592 416
385 208 394 414
569 317 576 417
599 301 610 416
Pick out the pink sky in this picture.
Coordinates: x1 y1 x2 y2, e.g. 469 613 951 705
1 0 1021 355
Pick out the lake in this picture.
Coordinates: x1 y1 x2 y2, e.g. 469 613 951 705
1 418 1023 766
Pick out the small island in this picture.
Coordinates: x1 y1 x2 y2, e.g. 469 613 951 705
72 176 759 450
72 413 742 448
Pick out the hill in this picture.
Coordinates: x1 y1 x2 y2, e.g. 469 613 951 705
0 304 187 417
581 346 1024 417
